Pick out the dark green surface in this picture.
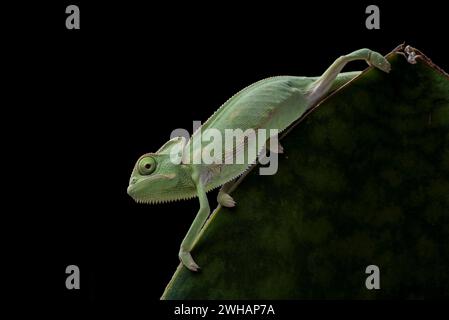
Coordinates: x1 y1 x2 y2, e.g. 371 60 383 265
162 49 449 299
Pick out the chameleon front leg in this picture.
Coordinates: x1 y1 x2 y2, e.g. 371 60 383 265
307 48 391 104
179 167 210 271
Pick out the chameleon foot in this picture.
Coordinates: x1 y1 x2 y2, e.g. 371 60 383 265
218 191 236 207
179 249 200 271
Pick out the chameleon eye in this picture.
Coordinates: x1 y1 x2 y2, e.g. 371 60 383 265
138 156 156 175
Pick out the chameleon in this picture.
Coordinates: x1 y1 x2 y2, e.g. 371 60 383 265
127 48 391 271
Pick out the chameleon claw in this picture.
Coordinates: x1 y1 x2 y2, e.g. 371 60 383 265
218 192 236 207
187 262 200 272
179 249 201 272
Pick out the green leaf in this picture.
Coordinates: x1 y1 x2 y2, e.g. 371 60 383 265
162 45 449 299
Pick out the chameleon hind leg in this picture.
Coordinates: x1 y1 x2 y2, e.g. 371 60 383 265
307 48 391 104
217 136 284 209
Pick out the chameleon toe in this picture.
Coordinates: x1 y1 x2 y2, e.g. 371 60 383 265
218 193 236 207
179 249 201 272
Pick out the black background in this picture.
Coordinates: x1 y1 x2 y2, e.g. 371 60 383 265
7 0 448 317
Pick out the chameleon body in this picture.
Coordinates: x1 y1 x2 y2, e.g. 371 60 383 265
127 49 391 271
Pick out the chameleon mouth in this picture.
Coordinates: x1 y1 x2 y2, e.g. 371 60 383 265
127 173 176 199
129 190 197 205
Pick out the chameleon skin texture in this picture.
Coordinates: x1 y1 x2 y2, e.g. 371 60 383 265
184 76 311 190
162 50 449 299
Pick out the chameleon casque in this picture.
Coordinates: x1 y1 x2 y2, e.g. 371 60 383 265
127 49 391 271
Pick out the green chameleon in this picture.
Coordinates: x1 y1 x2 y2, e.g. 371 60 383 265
127 48 391 271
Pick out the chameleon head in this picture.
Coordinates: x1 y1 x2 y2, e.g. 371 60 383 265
127 137 194 204
127 153 180 203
